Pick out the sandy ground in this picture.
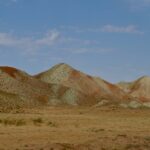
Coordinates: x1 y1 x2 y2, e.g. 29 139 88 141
0 106 150 150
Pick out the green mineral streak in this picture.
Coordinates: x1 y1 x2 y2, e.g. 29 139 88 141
62 88 78 105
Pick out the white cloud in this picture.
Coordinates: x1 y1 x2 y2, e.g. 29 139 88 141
59 47 113 54
0 29 114 56
0 32 32 47
126 0 150 9
101 25 143 34
35 30 60 46
59 36 98 46
128 0 150 4
61 25 143 34
0 30 61 52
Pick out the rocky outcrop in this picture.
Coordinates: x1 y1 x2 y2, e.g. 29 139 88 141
117 76 150 102
35 63 130 105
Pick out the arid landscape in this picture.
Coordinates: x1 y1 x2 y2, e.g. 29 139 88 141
1 0 150 149
0 63 150 111
0 64 150 149
0 106 150 150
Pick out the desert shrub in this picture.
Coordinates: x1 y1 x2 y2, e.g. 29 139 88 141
3 118 16 126
0 119 2 123
32 117 43 125
125 144 140 149
47 121 57 127
2 118 26 126
89 128 105 133
15 119 26 126
144 136 150 141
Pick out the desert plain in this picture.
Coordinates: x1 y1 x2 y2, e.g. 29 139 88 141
0 64 150 149
0 106 150 150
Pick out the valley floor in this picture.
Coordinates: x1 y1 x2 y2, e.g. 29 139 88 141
0 106 150 150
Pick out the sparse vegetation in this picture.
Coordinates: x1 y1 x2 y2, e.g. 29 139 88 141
88 128 105 133
0 118 26 126
47 121 57 127
125 144 141 150
144 136 150 141
0 107 149 149
15 119 26 126
32 117 43 125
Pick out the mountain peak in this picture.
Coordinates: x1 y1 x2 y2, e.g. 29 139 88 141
139 75 150 79
0 66 29 79
52 63 74 70
34 63 76 85
0 66 19 78
136 76 150 83
36 63 75 77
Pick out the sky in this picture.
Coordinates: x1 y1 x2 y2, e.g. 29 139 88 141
0 0 150 83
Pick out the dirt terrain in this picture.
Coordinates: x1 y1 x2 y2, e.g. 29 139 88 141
0 64 150 149
0 106 150 150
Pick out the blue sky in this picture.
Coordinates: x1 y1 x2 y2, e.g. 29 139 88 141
0 0 150 82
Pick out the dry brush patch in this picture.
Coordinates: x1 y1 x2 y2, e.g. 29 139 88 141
0 107 149 149
0 118 26 126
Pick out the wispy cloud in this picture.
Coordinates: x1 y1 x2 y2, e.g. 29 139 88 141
0 0 19 5
126 0 150 9
11 0 18 2
59 47 113 54
0 28 114 57
101 25 143 34
0 32 31 47
0 30 61 53
61 25 143 34
35 30 60 46
0 30 98 52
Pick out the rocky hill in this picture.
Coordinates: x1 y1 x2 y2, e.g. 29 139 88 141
0 64 150 110
0 66 53 111
35 63 130 106
117 76 150 102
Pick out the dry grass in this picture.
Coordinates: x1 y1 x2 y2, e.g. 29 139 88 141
32 117 43 125
0 106 150 149
0 118 26 126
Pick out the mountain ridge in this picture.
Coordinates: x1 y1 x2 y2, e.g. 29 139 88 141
0 63 149 111
116 76 150 102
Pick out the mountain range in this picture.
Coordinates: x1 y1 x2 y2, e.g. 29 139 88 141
0 63 150 111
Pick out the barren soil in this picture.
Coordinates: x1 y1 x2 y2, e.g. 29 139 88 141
0 106 150 150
